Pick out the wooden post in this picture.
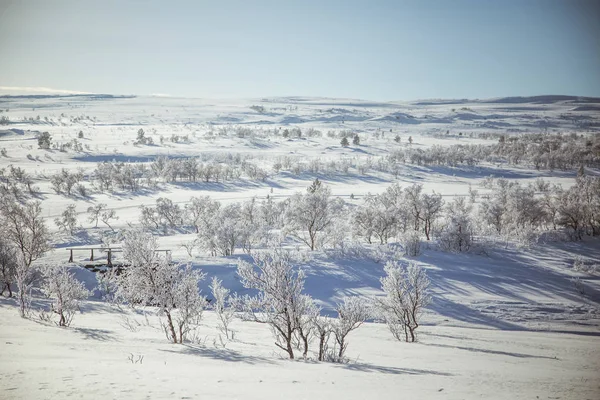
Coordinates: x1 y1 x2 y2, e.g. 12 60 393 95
90 248 94 261
107 250 112 267
69 249 73 263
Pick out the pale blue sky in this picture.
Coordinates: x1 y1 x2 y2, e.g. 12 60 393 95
1 0 599 100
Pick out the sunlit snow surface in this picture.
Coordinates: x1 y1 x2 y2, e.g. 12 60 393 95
0 94 599 399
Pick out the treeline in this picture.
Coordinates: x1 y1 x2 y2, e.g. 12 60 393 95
390 132 600 170
136 176 600 261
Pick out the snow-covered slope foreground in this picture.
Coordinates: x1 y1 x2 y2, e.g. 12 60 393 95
0 93 599 399
1 299 599 400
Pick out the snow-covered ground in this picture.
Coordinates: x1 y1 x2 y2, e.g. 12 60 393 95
0 93 599 399
1 297 599 400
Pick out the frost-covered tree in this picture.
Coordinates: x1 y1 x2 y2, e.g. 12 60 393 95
375 261 430 342
234 250 312 359
353 193 397 244
439 197 473 252
100 208 119 231
87 203 107 228
293 294 318 359
40 265 90 327
311 311 333 361
54 204 78 235
117 230 207 343
0 199 51 267
155 197 183 228
0 200 50 315
400 230 421 257
331 297 370 360
14 254 37 317
404 183 423 231
210 277 235 339
420 192 444 240
285 180 344 250
556 186 586 240
185 196 220 233
340 137 349 147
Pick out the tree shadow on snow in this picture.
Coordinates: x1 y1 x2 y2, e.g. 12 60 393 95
161 344 277 365
420 342 557 360
337 363 452 376
428 297 524 331
73 327 119 342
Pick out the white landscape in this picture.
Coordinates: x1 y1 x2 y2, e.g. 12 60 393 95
0 92 599 399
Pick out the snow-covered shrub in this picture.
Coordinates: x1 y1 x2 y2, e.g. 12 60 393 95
40 265 90 327
571 277 585 295
439 198 473 252
210 277 235 339
573 256 599 275
95 266 120 303
37 131 52 149
375 261 430 342
400 230 421 257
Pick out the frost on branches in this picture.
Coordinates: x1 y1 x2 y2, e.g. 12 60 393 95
115 230 207 344
40 265 90 327
331 296 370 361
209 277 235 339
284 179 344 251
376 261 431 342
234 250 315 359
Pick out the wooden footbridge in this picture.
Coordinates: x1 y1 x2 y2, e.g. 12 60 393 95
66 247 171 272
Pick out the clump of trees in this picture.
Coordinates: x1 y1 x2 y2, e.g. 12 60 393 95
233 249 371 361
50 168 84 196
0 165 36 200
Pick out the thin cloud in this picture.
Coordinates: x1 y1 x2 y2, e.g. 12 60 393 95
0 86 90 95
